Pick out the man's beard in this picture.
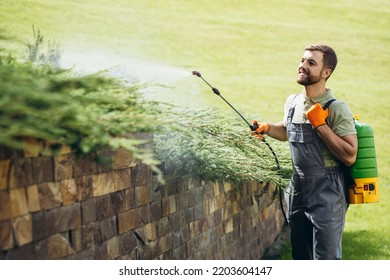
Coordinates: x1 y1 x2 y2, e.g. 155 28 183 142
297 72 321 86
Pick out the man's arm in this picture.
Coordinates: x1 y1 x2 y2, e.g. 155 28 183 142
316 125 358 166
267 121 288 141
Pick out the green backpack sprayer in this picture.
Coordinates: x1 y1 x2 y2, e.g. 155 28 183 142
324 99 380 204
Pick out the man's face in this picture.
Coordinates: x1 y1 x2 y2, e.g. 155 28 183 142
297 50 326 86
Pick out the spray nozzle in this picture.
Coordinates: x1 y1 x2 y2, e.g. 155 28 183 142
192 70 201 77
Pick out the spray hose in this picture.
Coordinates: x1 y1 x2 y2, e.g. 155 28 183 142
192 70 288 224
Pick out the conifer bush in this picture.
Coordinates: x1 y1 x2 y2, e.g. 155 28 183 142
0 28 291 185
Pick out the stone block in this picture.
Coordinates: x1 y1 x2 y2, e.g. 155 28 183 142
189 231 211 255
117 208 139 234
173 243 188 260
189 218 209 237
26 184 41 212
187 178 196 189
178 190 189 209
168 211 180 231
193 202 204 220
75 175 93 201
157 216 170 237
119 230 137 255
38 182 62 210
110 191 126 215
171 180 182 196
232 200 239 215
32 211 54 241
81 198 96 224
261 207 270 221
9 158 34 188
124 188 135 211
10 187 29 217
0 191 12 221
224 217 233 234
107 236 120 260
161 197 169 217
0 159 10 190
69 228 82 252
51 203 81 233
168 195 177 214
46 233 74 259
12 214 32 247
209 194 224 214
149 200 162 222
144 222 157 242
135 185 150 207
94 216 117 243
113 169 131 191
80 223 95 249
139 204 150 224
203 182 214 199
95 195 113 221
54 153 74 181
180 225 190 243
131 164 152 187
32 156 54 183
60 179 77 205
157 233 172 254
223 201 232 221
165 177 180 196
0 220 13 250
112 148 137 170
171 229 181 249
74 153 98 177
182 206 194 225
224 182 232 192
92 172 115 197
203 199 210 216
213 209 223 227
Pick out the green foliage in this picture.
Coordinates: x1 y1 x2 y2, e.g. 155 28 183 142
0 27 292 186
26 25 62 67
154 107 292 185
0 49 165 176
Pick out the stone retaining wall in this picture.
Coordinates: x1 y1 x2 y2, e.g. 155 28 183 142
0 141 285 259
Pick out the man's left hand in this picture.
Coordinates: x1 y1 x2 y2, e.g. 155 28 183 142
306 103 328 128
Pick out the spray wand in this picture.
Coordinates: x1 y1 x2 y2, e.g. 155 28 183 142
192 70 287 223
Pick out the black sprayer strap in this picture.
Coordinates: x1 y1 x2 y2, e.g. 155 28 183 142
322 98 337 110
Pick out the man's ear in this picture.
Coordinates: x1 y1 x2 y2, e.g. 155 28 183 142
323 68 332 79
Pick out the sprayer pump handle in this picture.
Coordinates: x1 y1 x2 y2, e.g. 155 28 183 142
250 122 258 132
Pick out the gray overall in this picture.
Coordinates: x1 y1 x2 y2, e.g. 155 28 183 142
285 105 348 260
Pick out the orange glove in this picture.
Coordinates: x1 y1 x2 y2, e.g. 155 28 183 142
306 103 328 128
251 120 270 140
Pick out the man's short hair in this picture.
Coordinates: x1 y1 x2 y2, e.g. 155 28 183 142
305 44 338 74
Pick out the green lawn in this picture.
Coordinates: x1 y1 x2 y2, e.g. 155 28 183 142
1 0 389 259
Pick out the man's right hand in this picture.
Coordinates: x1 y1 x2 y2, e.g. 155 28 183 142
251 120 270 139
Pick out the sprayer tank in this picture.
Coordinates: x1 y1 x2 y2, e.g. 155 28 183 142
348 117 379 204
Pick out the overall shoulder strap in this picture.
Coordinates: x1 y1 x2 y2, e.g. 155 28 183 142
322 98 337 110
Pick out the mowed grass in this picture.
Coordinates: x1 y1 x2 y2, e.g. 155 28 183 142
1 0 389 259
